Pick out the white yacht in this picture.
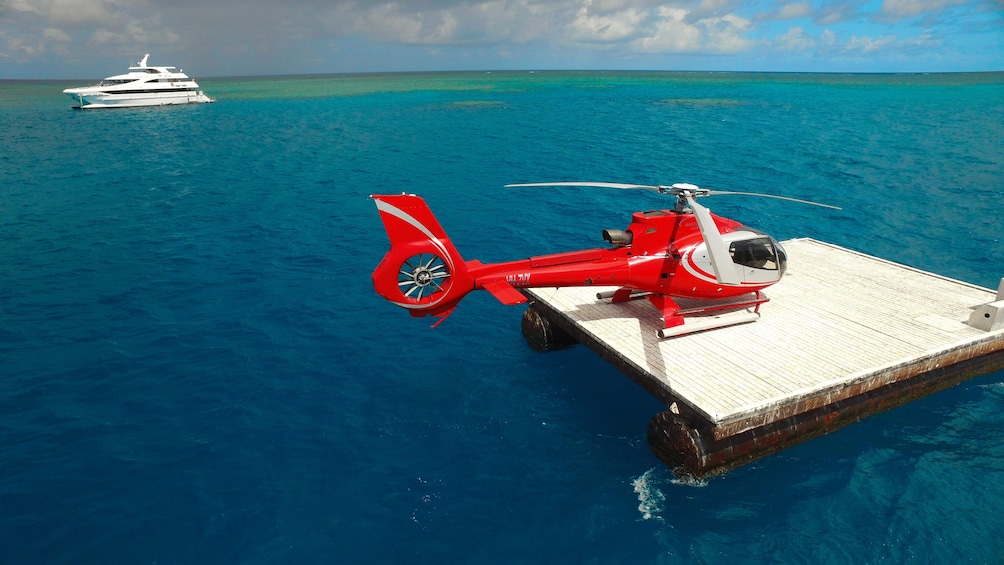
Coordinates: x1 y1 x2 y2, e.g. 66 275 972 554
63 54 214 109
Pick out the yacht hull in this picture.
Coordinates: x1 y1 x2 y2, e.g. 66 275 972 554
67 90 214 109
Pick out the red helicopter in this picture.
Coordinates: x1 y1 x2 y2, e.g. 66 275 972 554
370 182 839 338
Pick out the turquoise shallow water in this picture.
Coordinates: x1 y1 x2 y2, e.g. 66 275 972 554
2 71 1004 563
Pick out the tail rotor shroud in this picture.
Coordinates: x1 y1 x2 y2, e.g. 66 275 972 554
371 194 473 321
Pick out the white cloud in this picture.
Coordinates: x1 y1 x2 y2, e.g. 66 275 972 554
845 34 898 53
330 0 755 54
688 0 741 21
880 0 966 18
753 1 813 23
703 13 752 52
350 4 447 44
333 1 552 45
770 25 817 51
904 28 941 48
3 0 135 28
1 37 37 58
631 7 703 52
0 0 1000 75
86 12 180 46
777 2 813 19
815 24 942 58
820 28 837 46
42 27 72 42
629 5 751 54
816 1 860 25
567 4 645 43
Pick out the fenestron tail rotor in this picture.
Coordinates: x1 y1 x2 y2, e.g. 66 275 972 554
398 253 451 303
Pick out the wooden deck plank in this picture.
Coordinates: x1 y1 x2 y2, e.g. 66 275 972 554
524 238 1004 435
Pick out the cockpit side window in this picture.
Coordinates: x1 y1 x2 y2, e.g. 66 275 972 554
729 237 779 270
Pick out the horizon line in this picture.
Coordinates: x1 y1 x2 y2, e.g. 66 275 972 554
6 68 1004 83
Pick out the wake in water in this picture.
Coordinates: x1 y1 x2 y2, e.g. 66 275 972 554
632 467 708 521
632 468 666 521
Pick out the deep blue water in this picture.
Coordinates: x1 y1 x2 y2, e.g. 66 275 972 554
2 71 1004 563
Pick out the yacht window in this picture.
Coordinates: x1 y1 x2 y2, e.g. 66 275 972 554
729 237 779 270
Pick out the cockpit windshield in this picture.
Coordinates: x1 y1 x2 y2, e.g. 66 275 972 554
730 236 783 271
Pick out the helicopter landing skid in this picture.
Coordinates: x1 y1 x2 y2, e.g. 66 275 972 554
596 288 651 301
658 292 769 339
656 310 761 339
597 288 769 339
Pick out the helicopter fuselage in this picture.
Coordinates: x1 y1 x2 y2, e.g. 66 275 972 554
463 208 787 301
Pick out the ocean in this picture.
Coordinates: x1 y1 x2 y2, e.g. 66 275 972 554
2 71 1003 563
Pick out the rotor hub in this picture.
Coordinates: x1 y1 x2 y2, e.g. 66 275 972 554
414 269 433 286
398 253 451 302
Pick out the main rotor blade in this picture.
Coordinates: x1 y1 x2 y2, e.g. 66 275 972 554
707 190 842 210
505 181 662 192
686 195 743 286
505 181 842 209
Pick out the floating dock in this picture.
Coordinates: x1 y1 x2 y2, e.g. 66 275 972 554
521 238 1004 477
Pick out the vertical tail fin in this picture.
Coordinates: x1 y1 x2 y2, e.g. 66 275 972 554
371 194 473 321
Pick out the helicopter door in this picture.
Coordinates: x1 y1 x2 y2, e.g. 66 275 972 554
729 236 783 284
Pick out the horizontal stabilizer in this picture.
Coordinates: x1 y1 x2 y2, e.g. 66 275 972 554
482 281 528 306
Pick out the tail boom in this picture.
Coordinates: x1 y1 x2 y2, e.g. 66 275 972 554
371 195 660 322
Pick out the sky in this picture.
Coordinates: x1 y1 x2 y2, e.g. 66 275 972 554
1 0 1002 78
